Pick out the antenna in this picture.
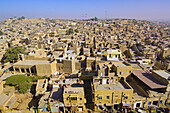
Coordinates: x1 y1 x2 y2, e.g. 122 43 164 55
105 10 107 19
85 13 87 19
82 14 84 19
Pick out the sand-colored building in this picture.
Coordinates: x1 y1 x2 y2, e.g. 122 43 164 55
92 76 133 111
13 59 56 76
36 79 48 96
112 62 132 78
106 49 122 61
151 70 170 91
63 86 86 112
0 79 3 94
0 93 16 110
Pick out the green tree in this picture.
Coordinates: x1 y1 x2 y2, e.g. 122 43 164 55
18 82 32 94
5 75 29 86
5 75 33 94
27 28 31 30
66 28 74 35
94 17 98 21
18 16 25 20
1 46 25 63
9 28 13 32
5 74 47 94
18 31 22 34
21 16 25 19
75 29 79 33
0 31 3 36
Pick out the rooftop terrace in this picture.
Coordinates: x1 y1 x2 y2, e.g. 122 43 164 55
14 60 50 66
153 70 170 80
114 62 130 67
95 82 129 90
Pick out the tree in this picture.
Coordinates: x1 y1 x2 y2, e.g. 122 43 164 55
66 28 74 35
94 17 98 21
1 46 25 63
75 29 79 33
5 75 30 86
5 75 33 94
5 74 46 94
0 31 3 36
18 16 25 20
21 16 25 19
9 28 13 32
18 82 32 94
18 31 22 34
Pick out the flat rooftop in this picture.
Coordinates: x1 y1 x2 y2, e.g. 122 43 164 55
0 93 13 106
51 78 83 85
107 49 121 54
64 87 84 92
65 50 74 54
14 60 50 66
130 64 142 69
87 57 95 60
153 70 170 80
68 54 77 58
114 62 130 67
95 82 126 90
0 39 6 43
37 79 47 89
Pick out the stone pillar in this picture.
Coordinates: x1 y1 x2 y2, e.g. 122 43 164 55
13 67 15 72
19 67 21 73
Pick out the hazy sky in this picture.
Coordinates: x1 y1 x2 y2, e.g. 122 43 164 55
0 0 170 21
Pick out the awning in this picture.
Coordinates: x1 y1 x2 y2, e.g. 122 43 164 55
65 104 71 107
72 104 78 107
59 104 65 107
123 102 131 106
50 106 57 112
106 103 113 106
96 103 104 106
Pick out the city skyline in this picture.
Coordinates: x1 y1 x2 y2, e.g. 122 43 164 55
1 0 170 21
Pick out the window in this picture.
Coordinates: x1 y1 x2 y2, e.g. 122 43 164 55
15 68 19 72
107 96 110 99
21 68 25 73
153 101 158 105
124 96 128 99
26 68 30 73
71 97 77 101
101 72 103 77
159 101 162 104
148 102 151 105
136 103 141 107
98 96 102 100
